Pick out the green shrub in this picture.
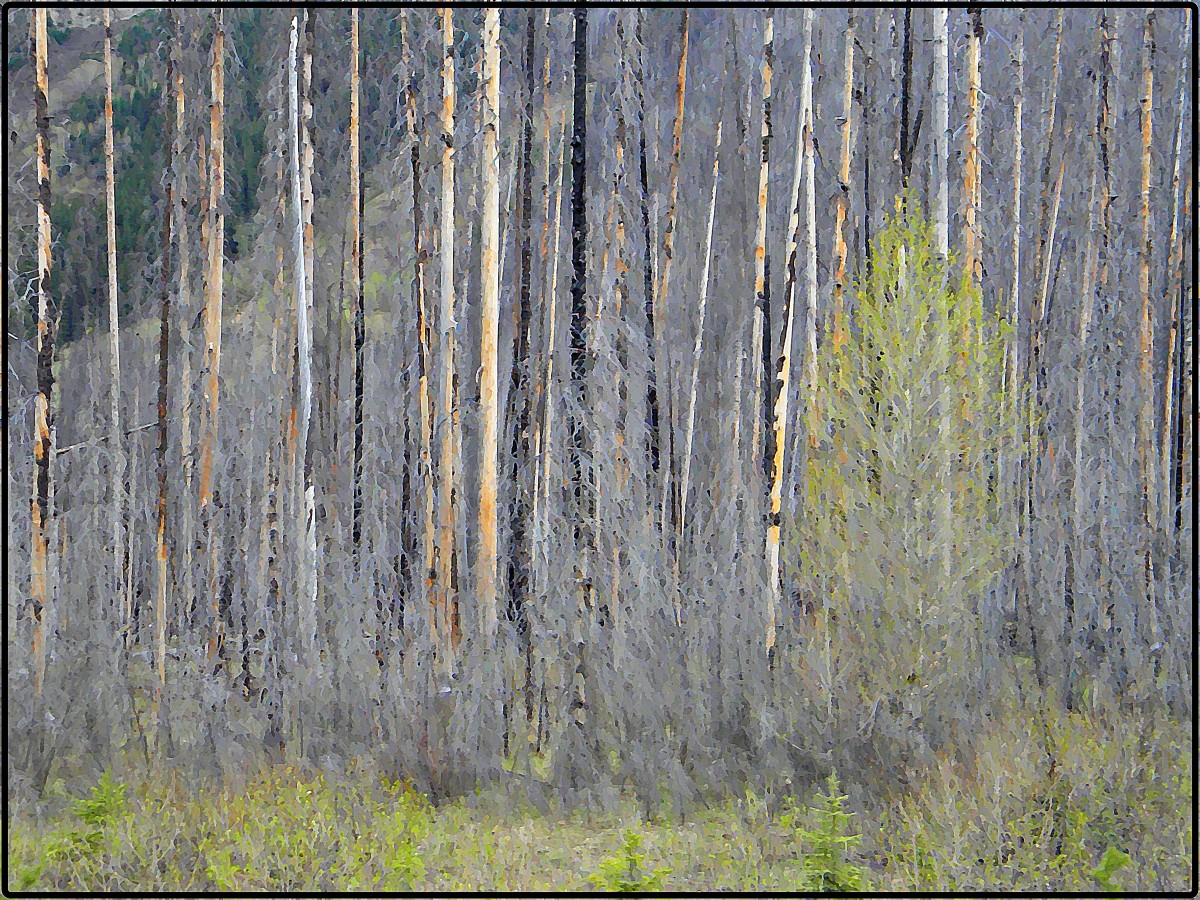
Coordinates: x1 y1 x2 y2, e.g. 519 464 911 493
784 772 867 892
1091 846 1131 893
587 827 670 892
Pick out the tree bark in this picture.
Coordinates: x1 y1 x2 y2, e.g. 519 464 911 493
350 9 366 552
1160 71 1186 535
963 8 983 288
435 7 460 678
289 14 318 664
767 9 814 655
200 11 225 662
749 11 773 493
103 9 127 637
831 12 856 357
399 10 435 658
30 9 55 698
478 7 502 639
656 11 689 543
680 122 722 541
636 10 661 487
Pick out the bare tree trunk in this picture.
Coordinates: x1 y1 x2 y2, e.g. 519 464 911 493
397 10 435 657
1137 12 1163 652
103 9 127 638
568 5 591 733
749 10 773 500
680 122 722 541
1066 79 1100 710
30 9 55 699
963 8 983 288
656 11 689 545
154 49 178 694
200 11 225 663
350 9 366 553
1160 72 1186 536
478 7 502 639
831 12 856 357
289 14 318 665
635 10 661 492
767 9 814 655
932 9 949 260
1001 18 1023 535
899 7 914 189
435 7 460 679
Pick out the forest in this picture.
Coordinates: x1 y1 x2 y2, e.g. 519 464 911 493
4 5 1194 892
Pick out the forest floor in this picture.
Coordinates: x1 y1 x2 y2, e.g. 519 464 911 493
6 703 1192 893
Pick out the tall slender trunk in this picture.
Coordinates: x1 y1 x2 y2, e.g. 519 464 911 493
30 9 55 698
1001 18 1023 526
200 11 225 662
1161 73 1186 535
656 11 689 543
1066 77 1101 709
749 11 773 494
767 9 814 654
932 9 949 259
636 10 660 489
680 122 722 541
103 9 127 636
478 8 502 638
1137 12 1160 532
154 50 178 693
831 12 856 357
435 7 459 678
899 8 914 188
400 10 435 653
350 9 366 552
1137 12 1163 652
171 14 195 637
505 11 537 646
963 8 983 288
289 14 318 663
568 5 590 730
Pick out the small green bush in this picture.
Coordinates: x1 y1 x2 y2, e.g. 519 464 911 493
587 827 671 892
784 771 867 892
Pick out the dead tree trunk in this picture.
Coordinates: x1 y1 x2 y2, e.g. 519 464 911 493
200 11 225 663
435 7 460 678
749 10 774 502
767 9 814 655
103 9 127 637
350 9 366 552
30 9 55 698
478 7 502 638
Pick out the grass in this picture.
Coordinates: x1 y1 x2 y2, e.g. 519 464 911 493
6 704 1191 893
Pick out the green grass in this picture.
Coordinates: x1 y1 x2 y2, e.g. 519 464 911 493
7 705 1191 893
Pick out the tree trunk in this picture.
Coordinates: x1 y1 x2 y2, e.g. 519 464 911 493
636 10 661 488
767 9 814 655
505 10 537 650
749 11 773 494
831 12 856 357
289 14 318 665
680 122 722 542
435 8 460 678
1137 12 1160 532
1160 72 1186 536
30 9 55 699
103 9 127 639
154 48 178 693
350 9 366 552
478 7 502 639
200 11 225 663
963 8 983 288
398 10 435 657
932 9 949 260
656 11 689 545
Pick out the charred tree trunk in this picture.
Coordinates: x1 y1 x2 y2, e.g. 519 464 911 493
350 9 366 553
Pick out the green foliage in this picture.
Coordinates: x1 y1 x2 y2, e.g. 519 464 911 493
587 827 671 892
782 772 867 892
1091 845 1131 892
72 771 127 831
